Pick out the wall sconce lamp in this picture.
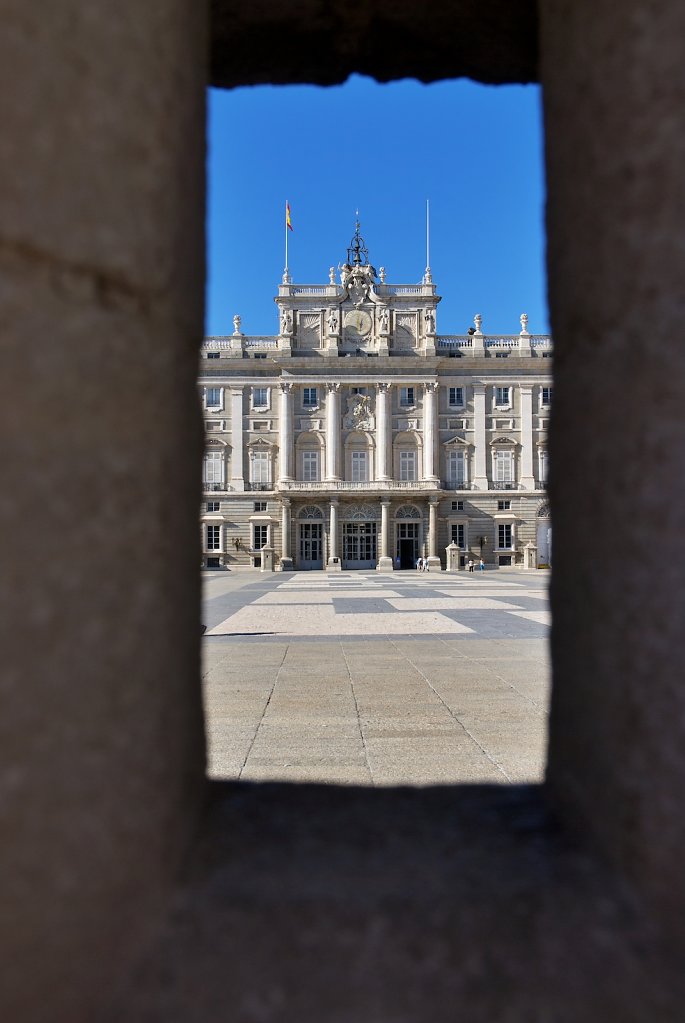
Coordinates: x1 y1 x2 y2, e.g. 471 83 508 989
478 535 487 552
232 537 243 551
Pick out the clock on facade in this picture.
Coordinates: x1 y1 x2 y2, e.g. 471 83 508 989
343 309 372 338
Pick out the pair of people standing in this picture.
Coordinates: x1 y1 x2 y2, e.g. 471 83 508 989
416 556 429 572
468 559 485 573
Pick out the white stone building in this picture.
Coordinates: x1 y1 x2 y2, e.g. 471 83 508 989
199 225 552 571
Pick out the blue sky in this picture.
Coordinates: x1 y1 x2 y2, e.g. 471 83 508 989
206 76 547 338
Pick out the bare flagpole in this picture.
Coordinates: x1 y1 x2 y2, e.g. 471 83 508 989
284 199 289 280
425 199 432 283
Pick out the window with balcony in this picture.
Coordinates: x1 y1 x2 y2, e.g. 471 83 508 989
449 386 464 407
206 524 221 551
203 451 224 490
302 450 320 482
498 523 513 549
399 450 417 481
493 448 514 486
250 450 271 486
351 450 368 482
399 387 415 407
205 387 223 409
303 387 318 407
538 449 549 485
446 449 466 488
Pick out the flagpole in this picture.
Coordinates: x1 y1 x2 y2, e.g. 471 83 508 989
424 199 432 283
285 199 289 276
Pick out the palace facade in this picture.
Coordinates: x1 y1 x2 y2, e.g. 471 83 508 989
199 226 552 571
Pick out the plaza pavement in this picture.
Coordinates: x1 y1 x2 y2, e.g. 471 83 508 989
202 568 550 787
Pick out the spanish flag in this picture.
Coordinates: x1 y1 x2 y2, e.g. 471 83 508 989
286 201 293 232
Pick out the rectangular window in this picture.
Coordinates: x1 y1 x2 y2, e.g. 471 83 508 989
539 450 549 485
498 523 513 549
206 501 220 512
495 386 510 407
303 387 318 407
451 500 464 511
253 353 267 360
251 450 271 484
497 499 511 511
541 387 553 406
252 386 268 408
399 450 416 481
495 352 509 359
203 451 224 487
494 449 514 483
206 525 221 551
207 351 220 359
399 386 415 407
253 524 268 550
447 449 466 486
351 387 367 395
449 386 464 406
451 523 465 549
351 450 368 482
253 501 267 512
205 387 222 408
302 450 320 482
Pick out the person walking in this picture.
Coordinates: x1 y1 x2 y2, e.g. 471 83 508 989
417 556 423 571
468 559 474 573
479 558 485 573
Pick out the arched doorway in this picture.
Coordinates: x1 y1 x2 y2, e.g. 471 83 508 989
341 503 378 569
297 505 324 570
395 504 422 569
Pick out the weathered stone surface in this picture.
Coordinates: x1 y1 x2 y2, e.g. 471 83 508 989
210 0 539 87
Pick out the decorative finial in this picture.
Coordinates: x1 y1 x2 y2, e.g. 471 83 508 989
474 313 483 333
379 266 386 283
520 312 529 334
329 266 335 284
232 314 242 335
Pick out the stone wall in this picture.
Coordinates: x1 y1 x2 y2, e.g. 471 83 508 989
2 0 685 1020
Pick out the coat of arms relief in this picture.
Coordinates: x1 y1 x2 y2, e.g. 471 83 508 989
343 393 375 431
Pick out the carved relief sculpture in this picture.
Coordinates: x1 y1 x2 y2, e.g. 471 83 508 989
343 393 375 431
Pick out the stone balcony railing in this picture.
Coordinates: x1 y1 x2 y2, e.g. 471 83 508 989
276 479 441 493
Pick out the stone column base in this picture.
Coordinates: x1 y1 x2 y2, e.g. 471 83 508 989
278 557 293 572
377 556 394 573
425 556 442 572
326 557 342 572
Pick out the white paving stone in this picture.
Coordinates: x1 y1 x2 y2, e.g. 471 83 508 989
507 610 552 625
386 597 525 611
253 589 404 604
207 605 474 637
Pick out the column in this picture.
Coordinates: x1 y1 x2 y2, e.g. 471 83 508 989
422 381 438 480
327 498 341 571
278 382 294 482
519 385 536 490
376 383 390 480
230 386 244 491
325 383 341 480
472 383 488 490
377 499 393 572
279 500 293 571
427 496 441 570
